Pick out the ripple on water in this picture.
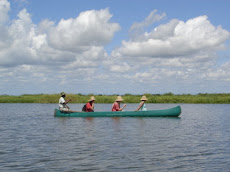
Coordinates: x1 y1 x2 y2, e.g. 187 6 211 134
0 104 230 171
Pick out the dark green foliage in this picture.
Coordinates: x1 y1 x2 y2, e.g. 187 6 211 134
0 93 230 104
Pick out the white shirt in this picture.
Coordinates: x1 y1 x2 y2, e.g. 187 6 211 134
140 102 147 111
59 97 66 109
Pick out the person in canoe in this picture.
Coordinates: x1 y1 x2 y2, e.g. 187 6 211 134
85 96 96 112
136 95 148 111
59 92 71 111
112 96 127 111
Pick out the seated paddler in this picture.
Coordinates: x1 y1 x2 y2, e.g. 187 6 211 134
136 95 148 111
112 96 127 111
86 96 95 112
59 92 71 111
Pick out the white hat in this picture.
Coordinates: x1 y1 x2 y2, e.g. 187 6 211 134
60 92 66 96
88 96 96 102
115 96 124 102
140 95 148 101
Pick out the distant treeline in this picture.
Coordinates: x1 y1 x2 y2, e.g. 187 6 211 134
0 93 230 104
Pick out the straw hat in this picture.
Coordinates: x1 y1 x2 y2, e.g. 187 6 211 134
140 95 148 101
115 96 124 102
88 96 96 102
60 92 66 96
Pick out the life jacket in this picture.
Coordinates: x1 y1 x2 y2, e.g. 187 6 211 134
82 104 86 112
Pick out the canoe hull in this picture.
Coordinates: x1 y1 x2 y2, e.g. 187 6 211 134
54 106 181 117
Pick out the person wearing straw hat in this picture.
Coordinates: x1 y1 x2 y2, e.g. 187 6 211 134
86 96 96 112
136 95 148 111
112 96 127 111
59 92 71 111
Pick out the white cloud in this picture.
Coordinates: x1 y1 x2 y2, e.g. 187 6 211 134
0 0 10 24
115 16 230 58
0 6 120 68
109 14 230 89
0 0 10 49
64 46 108 69
0 1 230 95
110 63 130 72
205 62 230 81
130 9 166 32
0 1 122 94
47 8 120 52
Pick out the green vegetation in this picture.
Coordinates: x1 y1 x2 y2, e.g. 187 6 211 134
0 93 230 104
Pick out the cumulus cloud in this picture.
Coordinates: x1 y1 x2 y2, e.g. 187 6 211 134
115 16 230 58
0 5 120 67
0 0 10 49
0 1 122 94
0 9 40 66
130 9 166 38
110 13 230 87
0 1 230 94
48 8 120 52
205 62 230 81
110 62 131 72
0 0 10 24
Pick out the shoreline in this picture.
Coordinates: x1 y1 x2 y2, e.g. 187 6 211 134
0 93 230 104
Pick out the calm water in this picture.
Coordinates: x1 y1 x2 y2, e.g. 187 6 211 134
0 103 230 172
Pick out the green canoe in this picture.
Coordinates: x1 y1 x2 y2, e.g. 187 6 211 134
54 106 181 117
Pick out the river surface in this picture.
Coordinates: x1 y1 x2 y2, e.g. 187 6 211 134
0 103 230 171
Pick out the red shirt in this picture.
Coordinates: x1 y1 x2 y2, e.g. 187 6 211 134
112 102 120 111
86 102 93 112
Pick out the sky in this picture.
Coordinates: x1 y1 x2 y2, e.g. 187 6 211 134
0 0 230 95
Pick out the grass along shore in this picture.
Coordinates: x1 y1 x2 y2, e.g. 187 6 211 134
0 93 230 104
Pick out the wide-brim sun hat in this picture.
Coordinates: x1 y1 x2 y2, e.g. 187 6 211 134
115 96 124 102
60 92 66 96
140 95 148 101
88 96 96 102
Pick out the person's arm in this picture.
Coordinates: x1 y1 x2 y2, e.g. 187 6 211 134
119 104 127 111
64 99 71 104
91 102 94 110
136 101 144 111
61 98 71 110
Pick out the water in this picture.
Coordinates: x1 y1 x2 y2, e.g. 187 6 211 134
0 103 230 171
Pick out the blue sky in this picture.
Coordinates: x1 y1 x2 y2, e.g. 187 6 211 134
0 0 230 95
